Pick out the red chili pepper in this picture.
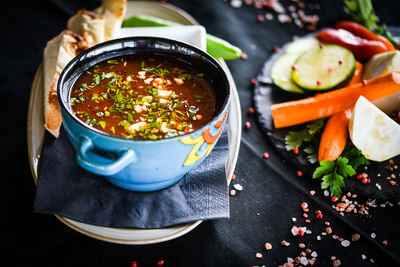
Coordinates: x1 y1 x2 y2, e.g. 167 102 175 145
334 20 395 52
316 28 389 60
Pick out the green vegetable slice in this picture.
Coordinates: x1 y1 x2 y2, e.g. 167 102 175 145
285 37 320 54
291 44 356 91
122 15 242 60
271 52 304 94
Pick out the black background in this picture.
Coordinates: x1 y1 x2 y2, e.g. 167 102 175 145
3 0 400 266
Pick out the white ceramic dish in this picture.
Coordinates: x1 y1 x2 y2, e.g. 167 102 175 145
120 25 207 51
27 0 241 245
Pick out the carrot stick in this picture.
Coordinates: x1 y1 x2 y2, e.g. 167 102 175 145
271 71 400 129
347 61 363 85
318 61 363 162
318 109 352 161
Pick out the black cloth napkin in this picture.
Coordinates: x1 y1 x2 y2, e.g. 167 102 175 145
33 127 229 228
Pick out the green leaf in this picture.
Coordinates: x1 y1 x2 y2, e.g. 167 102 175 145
313 160 335 179
306 119 325 135
285 129 311 151
99 121 106 129
304 144 318 164
321 172 345 197
336 157 356 177
343 145 370 169
93 75 101 85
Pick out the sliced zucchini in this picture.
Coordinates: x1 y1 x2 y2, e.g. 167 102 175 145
285 37 320 54
291 44 355 91
271 52 305 94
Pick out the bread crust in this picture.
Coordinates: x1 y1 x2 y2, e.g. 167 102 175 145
67 9 105 44
43 30 94 137
42 0 127 137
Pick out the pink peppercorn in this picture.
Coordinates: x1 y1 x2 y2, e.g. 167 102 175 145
316 80 322 86
248 107 255 114
263 152 270 159
245 122 251 129
157 260 164 266
297 170 303 177
331 196 338 202
251 78 257 85
131 261 138 267
293 147 299 155
231 174 236 181
298 229 305 236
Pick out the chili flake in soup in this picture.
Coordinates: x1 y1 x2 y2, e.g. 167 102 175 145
70 56 216 140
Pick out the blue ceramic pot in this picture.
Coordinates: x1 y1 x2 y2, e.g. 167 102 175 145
57 37 231 192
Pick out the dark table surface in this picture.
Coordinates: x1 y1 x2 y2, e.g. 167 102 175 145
3 0 400 266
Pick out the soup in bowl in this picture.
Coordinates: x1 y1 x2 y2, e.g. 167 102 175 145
57 37 231 191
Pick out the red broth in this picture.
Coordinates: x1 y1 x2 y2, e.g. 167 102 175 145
70 56 216 140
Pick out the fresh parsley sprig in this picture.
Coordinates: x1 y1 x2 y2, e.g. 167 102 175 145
312 143 370 197
285 120 370 197
285 119 325 164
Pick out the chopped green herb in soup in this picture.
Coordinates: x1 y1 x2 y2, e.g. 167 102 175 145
70 56 216 139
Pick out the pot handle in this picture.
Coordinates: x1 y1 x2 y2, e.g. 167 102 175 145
76 135 137 176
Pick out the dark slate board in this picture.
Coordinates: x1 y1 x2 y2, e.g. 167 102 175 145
253 32 400 201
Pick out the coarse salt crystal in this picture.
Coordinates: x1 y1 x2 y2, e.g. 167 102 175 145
230 0 242 8
287 257 294 263
317 235 321 240
311 251 318 258
341 240 350 247
291 226 299 236
292 217 297 222
272 1 285 13
265 13 274 20
233 184 243 191
371 233 376 239
331 256 336 261
362 254 367 260
300 257 308 265
324 190 329 197
278 14 291 23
